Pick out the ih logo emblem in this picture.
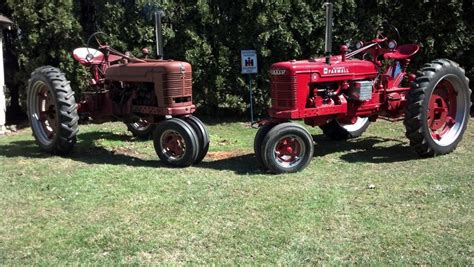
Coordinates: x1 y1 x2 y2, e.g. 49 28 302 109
323 67 349 75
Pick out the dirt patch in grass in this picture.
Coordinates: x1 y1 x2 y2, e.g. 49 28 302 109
207 150 248 160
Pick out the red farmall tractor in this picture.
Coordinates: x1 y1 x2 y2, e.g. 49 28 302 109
255 3 471 174
26 11 209 167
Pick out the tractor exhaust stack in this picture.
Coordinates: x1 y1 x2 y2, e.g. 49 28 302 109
155 10 165 59
324 2 333 64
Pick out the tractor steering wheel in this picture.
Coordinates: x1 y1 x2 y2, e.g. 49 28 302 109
375 23 400 44
83 32 110 63
87 32 110 50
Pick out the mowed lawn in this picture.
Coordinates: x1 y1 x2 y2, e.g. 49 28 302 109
0 118 473 264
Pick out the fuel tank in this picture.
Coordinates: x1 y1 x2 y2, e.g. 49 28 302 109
105 60 193 109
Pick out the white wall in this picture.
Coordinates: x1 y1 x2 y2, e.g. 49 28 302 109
0 33 5 134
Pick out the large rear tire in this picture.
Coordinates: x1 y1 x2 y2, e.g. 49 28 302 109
320 117 370 140
404 59 471 156
27 66 79 155
153 118 199 167
184 116 210 164
261 122 314 174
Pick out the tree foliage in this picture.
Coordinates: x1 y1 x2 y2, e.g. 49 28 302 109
1 0 472 118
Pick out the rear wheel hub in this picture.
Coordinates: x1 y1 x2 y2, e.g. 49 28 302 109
428 80 457 140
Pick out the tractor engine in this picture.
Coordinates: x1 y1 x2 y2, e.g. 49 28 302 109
105 60 195 117
268 57 379 126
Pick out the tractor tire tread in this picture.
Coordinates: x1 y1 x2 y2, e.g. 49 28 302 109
404 59 471 157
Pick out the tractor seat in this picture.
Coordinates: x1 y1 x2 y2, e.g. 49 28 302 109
384 44 420 60
72 47 122 65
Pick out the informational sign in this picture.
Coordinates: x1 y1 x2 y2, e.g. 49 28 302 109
241 50 258 74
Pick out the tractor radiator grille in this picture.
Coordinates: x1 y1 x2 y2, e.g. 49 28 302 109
164 72 192 105
271 75 297 109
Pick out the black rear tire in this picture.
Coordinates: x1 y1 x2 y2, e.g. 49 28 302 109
320 117 370 140
27 66 79 155
404 59 471 156
153 118 199 167
184 116 210 164
261 122 314 174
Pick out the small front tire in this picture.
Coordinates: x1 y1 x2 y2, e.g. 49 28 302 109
253 123 277 170
261 122 314 174
184 116 210 164
153 118 199 167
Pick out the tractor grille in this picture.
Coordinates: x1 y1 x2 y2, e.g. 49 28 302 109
164 72 192 105
271 75 297 109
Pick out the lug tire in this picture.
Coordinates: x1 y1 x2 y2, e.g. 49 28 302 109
320 117 370 140
404 59 471 156
261 122 314 174
153 118 199 167
126 119 155 139
184 116 210 164
253 123 277 169
27 66 79 155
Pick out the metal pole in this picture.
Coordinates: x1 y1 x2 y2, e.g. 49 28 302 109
155 11 164 59
324 2 333 64
0 33 5 134
248 74 254 123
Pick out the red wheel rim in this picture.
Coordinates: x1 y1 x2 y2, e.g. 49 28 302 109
160 130 186 160
428 79 457 141
272 135 306 168
38 87 58 139
29 81 58 145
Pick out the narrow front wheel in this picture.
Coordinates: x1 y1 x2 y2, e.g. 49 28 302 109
184 116 210 164
153 118 199 167
253 123 277 170
261 123 314 174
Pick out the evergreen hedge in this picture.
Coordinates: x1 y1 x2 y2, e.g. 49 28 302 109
1 0 472 117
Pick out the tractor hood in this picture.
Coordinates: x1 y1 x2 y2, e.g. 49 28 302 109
105 60 191 82
270 55 378 82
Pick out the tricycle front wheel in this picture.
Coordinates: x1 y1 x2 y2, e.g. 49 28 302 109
153 118 199 167
260 122 314 174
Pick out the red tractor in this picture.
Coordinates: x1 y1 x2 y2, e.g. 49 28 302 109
255 3 471 173
26 11 209 167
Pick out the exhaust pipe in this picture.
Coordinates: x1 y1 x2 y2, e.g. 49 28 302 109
155 10 165 59
323 2 333 64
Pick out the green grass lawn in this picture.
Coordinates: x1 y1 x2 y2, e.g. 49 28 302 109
1 118 473 264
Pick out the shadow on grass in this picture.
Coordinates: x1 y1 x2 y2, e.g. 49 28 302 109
0 131 418 173
197 135 419 174
312 135 419 163
0 131 167 169
199 153 262 174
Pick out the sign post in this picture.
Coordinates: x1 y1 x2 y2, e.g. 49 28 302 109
241 50 257 123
